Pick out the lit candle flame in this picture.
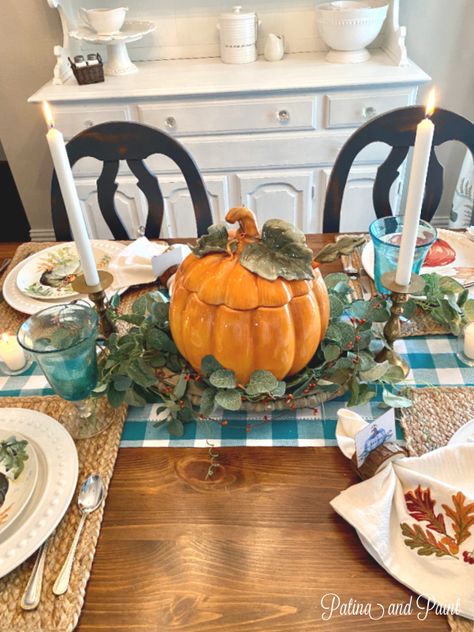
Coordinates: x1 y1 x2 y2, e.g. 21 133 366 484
425 88 436 118
42 101 55 128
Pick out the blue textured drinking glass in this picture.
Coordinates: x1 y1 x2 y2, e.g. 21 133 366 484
17 304 110 439
369 217 437 293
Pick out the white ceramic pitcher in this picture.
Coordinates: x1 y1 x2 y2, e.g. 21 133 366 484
80 7 128 35
264 33 284 61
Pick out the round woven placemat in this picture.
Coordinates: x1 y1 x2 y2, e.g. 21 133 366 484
401 387 474 631
400 307 448 337
0 395 127 632
400 387 474 457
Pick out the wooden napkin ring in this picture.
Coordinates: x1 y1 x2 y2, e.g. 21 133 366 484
351 442 408 480
158 265 178 288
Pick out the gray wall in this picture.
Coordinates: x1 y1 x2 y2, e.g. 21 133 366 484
0 3 61 239
400 0 474 224
0 0 472 237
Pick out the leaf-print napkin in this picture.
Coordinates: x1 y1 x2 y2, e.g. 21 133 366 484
331 408 474 620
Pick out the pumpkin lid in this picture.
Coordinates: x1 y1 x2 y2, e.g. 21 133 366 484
180 251 313 310
182 208 316 310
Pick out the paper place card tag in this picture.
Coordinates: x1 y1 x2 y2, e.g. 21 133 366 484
354 409 396 467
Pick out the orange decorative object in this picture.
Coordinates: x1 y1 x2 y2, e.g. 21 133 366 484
424 238 456 268
169 207 329 384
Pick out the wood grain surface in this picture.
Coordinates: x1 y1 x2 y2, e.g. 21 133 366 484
0 238 448 631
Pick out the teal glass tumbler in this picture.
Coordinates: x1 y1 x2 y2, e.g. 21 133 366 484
17 303 111 439
369 217 437 293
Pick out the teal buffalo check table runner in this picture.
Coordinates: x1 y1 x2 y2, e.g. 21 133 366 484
1 336 473 447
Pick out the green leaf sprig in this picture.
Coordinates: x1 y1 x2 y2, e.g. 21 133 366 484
404 273 474 335
0 437 29 480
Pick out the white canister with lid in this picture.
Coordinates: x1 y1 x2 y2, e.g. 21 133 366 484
217 5 260 64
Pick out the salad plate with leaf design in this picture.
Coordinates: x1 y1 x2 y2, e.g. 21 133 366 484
16 243 113 300
0 431 38 536
3 240 125 314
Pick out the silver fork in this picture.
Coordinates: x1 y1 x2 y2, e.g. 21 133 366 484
20 537 52 610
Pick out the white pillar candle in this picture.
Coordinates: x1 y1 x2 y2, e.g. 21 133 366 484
43 101 100 287
0 334 27 371
464 322 474 360
395 89 436 287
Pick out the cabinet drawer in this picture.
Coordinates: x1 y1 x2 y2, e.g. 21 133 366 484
145 131 392 173
324 89 414 129
137 96 317 136
53 105 131 139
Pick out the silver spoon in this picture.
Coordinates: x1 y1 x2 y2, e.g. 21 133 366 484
52 474 104 596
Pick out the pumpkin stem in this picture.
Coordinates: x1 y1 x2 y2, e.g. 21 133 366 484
225 207 259 239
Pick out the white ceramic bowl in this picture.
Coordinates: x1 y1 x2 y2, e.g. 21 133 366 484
316 0 389 63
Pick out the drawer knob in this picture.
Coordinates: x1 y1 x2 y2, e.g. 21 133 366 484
277 109 290 123
165 116 177 130
137 225 146 237
362 106 377 121
84 120 94 128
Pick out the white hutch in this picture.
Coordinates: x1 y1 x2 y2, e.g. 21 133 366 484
29 0 430 239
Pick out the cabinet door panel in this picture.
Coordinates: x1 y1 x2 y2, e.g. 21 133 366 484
159 175 230 238
75 175 229 239
319 166 402 233
75 178 147 239
235 171 316 232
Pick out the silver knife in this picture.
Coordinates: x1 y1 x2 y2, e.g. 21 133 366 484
0 258 11 276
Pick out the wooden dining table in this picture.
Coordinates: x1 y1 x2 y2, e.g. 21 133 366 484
0 236 449 631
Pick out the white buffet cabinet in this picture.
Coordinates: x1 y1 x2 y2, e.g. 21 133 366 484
29 51 430 238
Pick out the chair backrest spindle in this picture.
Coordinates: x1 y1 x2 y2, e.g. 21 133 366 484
51 121 213 240
323 106 474 232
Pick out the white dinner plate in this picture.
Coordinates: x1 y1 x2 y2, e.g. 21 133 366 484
448 418 474 446
16 243 114 301
361 229 474 287
3 240 125 315
0 408 78 579
0 431 38 536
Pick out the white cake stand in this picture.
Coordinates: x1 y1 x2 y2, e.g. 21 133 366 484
70 21 156 76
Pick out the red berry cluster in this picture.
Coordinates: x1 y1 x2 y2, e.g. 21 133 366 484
349 317 366 326
462 550 474 564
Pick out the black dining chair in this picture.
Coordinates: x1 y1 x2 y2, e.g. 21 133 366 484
322 106 474 232
51 121 213 240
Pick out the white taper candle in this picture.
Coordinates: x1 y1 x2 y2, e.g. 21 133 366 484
395 90 436 287
43 102 100 287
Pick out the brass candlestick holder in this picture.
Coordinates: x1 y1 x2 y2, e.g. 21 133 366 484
375 271 425 377
72 270 115 337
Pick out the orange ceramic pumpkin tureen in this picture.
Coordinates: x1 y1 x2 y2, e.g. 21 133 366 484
169 208 329 384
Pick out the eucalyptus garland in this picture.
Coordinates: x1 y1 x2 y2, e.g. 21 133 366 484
95 268 473 436
91 284 368 434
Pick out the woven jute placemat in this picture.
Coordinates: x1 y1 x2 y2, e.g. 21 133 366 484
0 395 127 632
401 387 474 631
